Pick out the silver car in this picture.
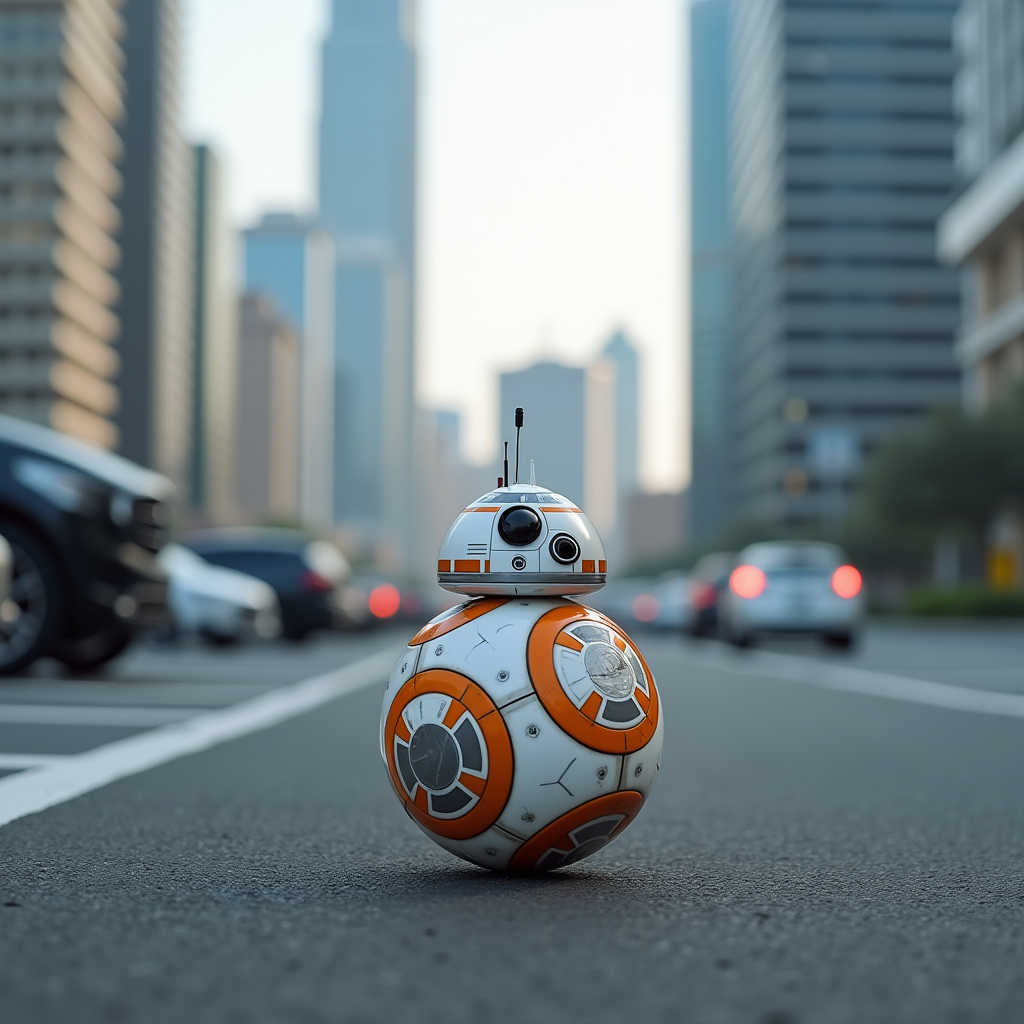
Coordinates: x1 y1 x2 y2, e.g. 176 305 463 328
719 541 863 649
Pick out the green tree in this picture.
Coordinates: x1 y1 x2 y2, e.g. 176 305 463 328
862 387 1024 548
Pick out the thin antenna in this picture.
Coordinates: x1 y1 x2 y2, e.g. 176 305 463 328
514 407 524 484
503 442 509 489
530 460 536 485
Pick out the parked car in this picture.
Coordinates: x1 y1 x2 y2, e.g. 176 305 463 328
687 552 734 637
181 528 350 640
0 414 172 675
158 543 280 644
650 572 692 629
719 541 863 649
0 534 11 611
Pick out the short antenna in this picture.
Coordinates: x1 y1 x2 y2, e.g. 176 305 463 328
514 407 524 484
503 442 509 489
530 459 536 485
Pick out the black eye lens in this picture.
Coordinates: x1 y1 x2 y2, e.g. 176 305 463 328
498 506 542 546
549 533 580 564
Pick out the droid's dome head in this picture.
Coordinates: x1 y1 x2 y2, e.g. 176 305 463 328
437 483 606 596
436 409 607 596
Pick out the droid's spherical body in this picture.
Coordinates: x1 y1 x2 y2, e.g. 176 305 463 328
437 484 607 597
380 596 662 871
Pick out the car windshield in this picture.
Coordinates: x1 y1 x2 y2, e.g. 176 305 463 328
194 549 305 587
747 544 842 570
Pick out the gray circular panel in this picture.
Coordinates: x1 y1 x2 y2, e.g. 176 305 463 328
409 723 460 792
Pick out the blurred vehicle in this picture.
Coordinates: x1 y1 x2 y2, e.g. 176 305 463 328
586 576 648 626
719 541 863 649
0 414 171 675
158 544 280 644
181 528 350 641
650 572 691 629
687 552 734 637
346 576 431 628
0 534 10 610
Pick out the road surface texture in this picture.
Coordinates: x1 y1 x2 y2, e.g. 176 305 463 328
0 622 1022 1024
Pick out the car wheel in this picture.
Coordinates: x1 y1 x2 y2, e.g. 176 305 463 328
200 630 240 648
51 624 134 673
823 631 856 651
729 630 754 649
0 522 64 676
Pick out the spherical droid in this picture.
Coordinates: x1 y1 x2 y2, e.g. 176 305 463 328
380 413 663 871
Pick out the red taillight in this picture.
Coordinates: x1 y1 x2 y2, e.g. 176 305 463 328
730 565 766 599
301 569 334 592
831 565 862 599
690 581 717 609
632 593 660 623
368 583 401 619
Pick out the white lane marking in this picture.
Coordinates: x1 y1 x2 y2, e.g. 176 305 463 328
0 646 398 829
0 705 209 727
681 646 1024 720
0 754 70 769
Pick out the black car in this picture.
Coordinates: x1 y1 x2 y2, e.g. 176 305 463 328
181 528 350 641
0 414 173 674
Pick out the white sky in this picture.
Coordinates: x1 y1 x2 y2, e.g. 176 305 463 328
182 0 689 492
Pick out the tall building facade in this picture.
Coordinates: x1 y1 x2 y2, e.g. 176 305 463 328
319 0 417 568
729 0 961 526
235 294 300 524
0 0 125 448
600 330 640 497
190 145 237 522
114 0 194 496
689 0 734 542
499 361 618 546
244 213 335 530
937 0 1024 407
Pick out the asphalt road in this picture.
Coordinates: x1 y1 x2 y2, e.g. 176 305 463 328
0 622 1022 1024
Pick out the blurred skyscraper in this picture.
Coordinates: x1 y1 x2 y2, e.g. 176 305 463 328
190 145 237 522
0 0 125 448
319 0 417 569
114 0 195 497
600 330 640 497
244 213 335 531
728 0 961 526
417 407 491 589
938 0 1024 408
689 0 734 542
235 294 301 524
499 362 618 546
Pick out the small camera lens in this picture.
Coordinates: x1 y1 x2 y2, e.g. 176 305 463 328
511 555 527 571
549 533 580 565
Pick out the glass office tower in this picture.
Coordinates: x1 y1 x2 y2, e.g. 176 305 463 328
689 0 735 542
319 0 417 566
729 0 961 526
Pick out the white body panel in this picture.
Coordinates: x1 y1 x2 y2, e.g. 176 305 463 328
380 597 662 871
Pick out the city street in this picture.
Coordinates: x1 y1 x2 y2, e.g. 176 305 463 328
0 622 1022 1024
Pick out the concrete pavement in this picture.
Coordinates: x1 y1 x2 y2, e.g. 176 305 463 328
0 624 1021 1023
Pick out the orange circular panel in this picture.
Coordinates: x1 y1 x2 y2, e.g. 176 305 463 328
509 791 644 871
384 669 514 840
527 604 660 754
408 597 508 647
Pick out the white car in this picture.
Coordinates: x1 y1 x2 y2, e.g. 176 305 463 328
158 543 280 644
719 541 863 649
